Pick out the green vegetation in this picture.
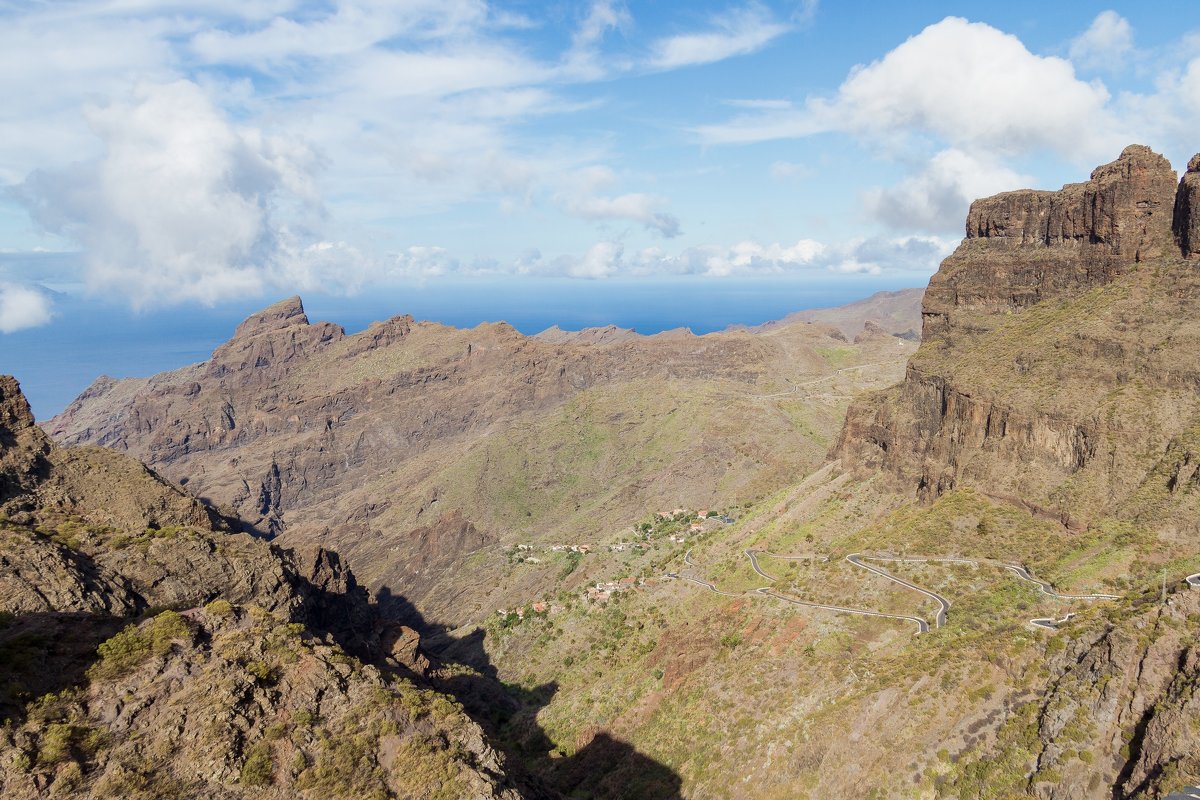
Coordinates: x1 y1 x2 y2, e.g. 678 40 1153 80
36 722 107 766
239 742 275 786
203 599 234 618
559 549 583 579
89 611 192 680
815 345 858 367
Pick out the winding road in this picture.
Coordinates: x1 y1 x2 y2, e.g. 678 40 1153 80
1029 612 1076 631
846 554 951 629
749 361 901 400
678 548 1126 635
685 548 928 632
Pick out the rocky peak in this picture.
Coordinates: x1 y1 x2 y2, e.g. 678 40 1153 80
836 145 1200 528
209 296 344 380
232 295 309 340
925 145 1179 341
1174 152 1200 257
0 375 38 437
0 376 51 503
964 144 1176 259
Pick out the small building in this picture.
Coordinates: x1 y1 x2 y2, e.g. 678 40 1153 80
586 587 612 603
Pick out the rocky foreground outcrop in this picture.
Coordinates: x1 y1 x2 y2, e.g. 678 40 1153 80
945 584 1200 799
836 145 1200 531
0 376 523 799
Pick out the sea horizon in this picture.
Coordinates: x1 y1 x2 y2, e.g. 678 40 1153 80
1 275 923 421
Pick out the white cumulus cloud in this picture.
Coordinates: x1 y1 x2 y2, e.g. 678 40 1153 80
0 283 53 333
699 16 1127 161
863 149 1030 233
1070 11 1134 72
14 80 369 307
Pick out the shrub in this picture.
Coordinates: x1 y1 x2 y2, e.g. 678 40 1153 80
36 723 105 765
203 599 234 618
244 660 277 684
240 743 274 786
90 611 191 680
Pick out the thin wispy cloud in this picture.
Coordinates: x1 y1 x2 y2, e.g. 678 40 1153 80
649 3 790 69
556 166 681 237
381 233 950 280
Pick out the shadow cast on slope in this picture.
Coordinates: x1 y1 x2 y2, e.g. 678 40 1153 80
0 611 126 723
375 585 684 800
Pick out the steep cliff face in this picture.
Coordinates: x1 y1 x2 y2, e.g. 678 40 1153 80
0 375 51 504
923 145 1178 341
836 146 1200 529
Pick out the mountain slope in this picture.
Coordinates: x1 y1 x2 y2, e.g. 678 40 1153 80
0 375 525 799
441 147 1200 798
46 297 917 623
33 146 1200 798
743 287 924 339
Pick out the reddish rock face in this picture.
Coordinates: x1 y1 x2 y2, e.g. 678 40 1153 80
836 145 1200 526
208 295 345 382
1174 153 1200 257
924 145 1180 341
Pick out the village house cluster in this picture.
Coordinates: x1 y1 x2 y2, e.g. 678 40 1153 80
510 542 592 564
495 600 565 621
586 576 643 603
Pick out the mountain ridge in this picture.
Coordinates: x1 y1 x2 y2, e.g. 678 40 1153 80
46 292 921 624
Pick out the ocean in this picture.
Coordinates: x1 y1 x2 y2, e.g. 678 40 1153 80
1 275 922 420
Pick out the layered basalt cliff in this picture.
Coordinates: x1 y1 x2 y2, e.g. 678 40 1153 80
922 145 1179 341
836 145 1200 528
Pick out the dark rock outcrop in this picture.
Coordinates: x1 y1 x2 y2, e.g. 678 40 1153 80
1174 153 1200 257
0 375 51 503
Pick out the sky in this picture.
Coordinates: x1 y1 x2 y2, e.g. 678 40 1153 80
2 1 1200 339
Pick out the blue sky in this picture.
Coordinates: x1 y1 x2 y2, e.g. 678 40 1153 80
2 0 1200 334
